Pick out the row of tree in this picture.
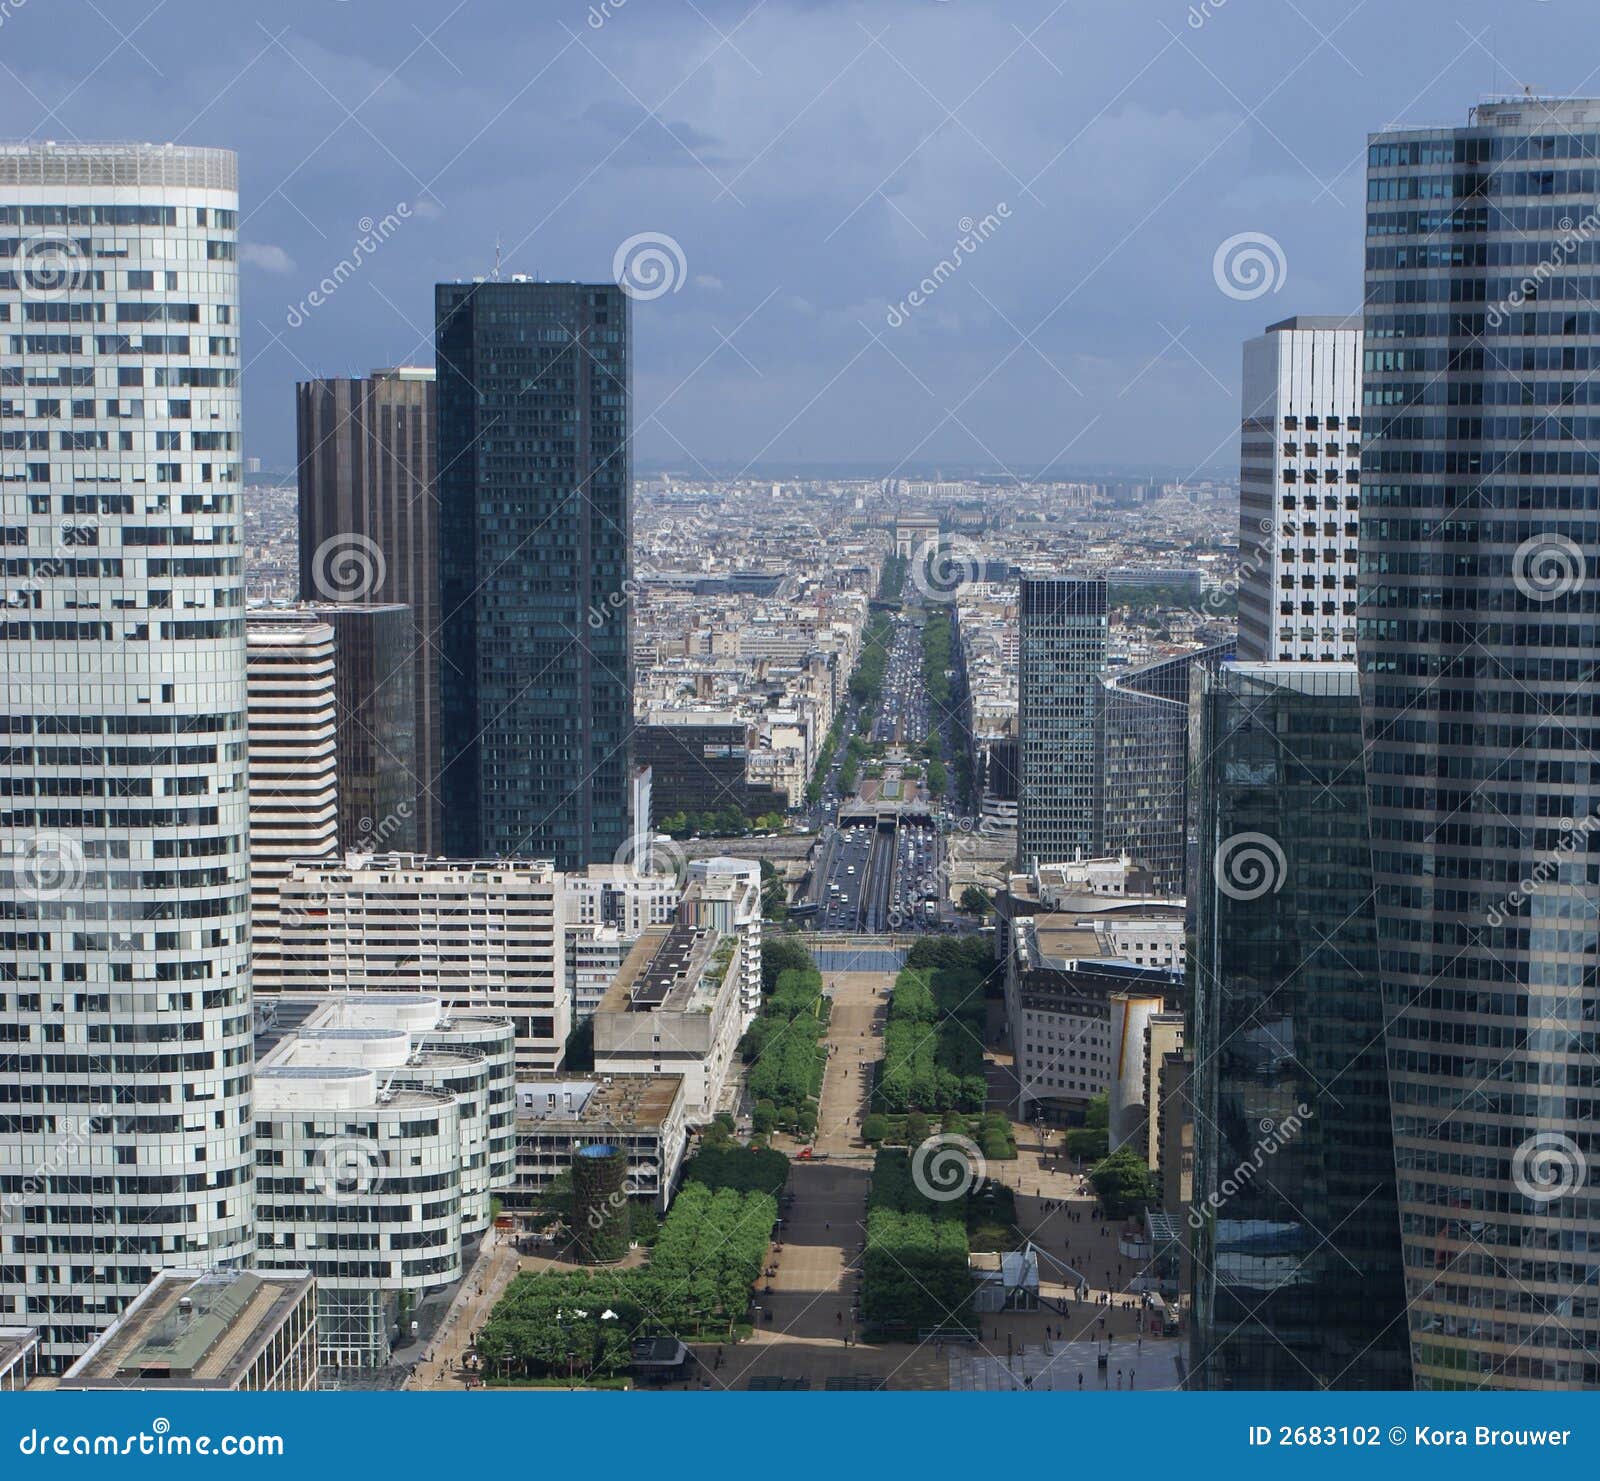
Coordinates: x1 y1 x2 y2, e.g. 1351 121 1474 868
874 962 988 1113
861 1149 975 1339
740 961 828 1134
657 805 787 839
861 1108 1016 1163
475 1183 777 1379
849 611 895 708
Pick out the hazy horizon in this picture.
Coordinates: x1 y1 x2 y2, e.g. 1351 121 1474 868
4 0 1593 473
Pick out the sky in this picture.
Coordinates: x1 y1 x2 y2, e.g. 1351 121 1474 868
3 0 1598 478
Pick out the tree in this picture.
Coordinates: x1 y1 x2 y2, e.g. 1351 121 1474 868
1084 1092 1110 1131
753 1100 778 1134
959 885 992 916
761 937 813 995
1065 1126 1108 1160
862 1113 890 1144
1088 1144 1158 1219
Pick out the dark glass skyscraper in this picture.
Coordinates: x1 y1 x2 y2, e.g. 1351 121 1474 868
1100 640 1232 894
436 280 633 870
1362 98 1600 1389
1190 662 1409 1390
1016 576 1106 870
296 368 440 852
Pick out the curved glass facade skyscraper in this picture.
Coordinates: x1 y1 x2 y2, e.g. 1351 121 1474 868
0 143 254 1369
1362 99 1600 1389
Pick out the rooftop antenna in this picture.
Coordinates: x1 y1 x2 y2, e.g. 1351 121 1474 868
492 237 502 281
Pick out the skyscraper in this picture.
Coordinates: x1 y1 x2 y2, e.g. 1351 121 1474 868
245 614 340 989
295 368 439 852
1236 316 1363 663
436 280 633 871
1189 662 1409 1389
0 142 254 1368
1361 98 1600 1390
315 601 416 853
244 601 416 855
1099 641 1231 894
1016 575 1106 870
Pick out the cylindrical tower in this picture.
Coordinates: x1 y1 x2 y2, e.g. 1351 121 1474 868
571 1142 629 1263
0 141 253 1371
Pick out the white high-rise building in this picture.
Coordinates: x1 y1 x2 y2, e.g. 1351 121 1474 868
246 614 339 988
0 142 253 1370
561 863 679 1027
681 857 762 1022
275 853 568 1073
1236 315 1363 662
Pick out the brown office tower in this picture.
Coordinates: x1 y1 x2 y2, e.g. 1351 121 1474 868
296 367 440 852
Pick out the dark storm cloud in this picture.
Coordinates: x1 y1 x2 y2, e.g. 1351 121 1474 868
0 0 1593 474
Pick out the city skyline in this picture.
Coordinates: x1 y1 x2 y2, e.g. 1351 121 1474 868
6 0 1600 1412
2 1 1592 477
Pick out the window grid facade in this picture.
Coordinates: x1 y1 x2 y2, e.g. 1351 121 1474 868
0 142 254 1371
1238 317 1364 663
1361 99 1600 1390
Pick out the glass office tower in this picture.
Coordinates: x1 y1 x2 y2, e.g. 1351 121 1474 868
435 280 633 871
1016 575 1106 870
1189 662 1409 1389
1362 98 1600 1388
0 142 255 1368
296 368 440 852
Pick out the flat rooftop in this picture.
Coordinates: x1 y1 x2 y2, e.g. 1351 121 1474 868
598 924 732 1016
515 1073 683 1130
59 1270 313 1390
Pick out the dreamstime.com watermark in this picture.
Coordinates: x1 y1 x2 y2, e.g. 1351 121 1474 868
355 797 416 852
17 1421 283 1459
1213 830 1288 901
585 1155 660 1235
1510 531 1585 603
310 532 386 602
613 830 689 888
1203 516 1273 616
1511 1130 1588 1204
4 519 99 611
1 1115 107 1224
285 204 413 328
1487 208 1600 328
908 535 984 603
911 1132 986 1202
1486 804 1600 927
886 204 1011 327
309 1135 385 1202
1212 231 1287 301
1189 1104 1313 1229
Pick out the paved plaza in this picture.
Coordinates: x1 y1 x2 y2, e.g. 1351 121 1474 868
949 1337 1184 1392
419 964 1185 1392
